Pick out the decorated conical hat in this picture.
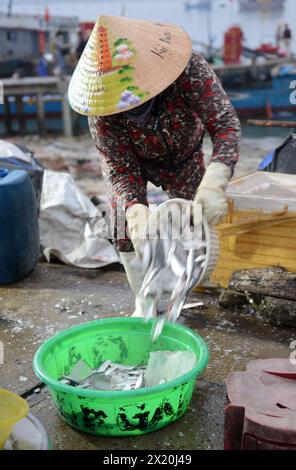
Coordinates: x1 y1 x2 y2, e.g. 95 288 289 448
68 15 192 116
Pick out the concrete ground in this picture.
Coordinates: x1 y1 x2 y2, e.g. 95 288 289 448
0 263 294 450
1 111 292 451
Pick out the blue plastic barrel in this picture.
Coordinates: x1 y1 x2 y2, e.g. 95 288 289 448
0 169 40 284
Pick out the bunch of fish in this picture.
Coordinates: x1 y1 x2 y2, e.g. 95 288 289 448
138 200 207 341
59 351 197 391
60 359 146 391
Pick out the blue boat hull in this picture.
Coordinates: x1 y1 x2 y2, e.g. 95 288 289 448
226 74 296 116
0 96 88 133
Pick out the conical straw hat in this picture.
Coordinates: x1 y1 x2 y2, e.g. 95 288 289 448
68 15 192 116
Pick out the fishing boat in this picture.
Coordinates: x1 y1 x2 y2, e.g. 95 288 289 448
239 0 286 12
1 54 295 132
1 64 295 132
224 64 296 117
184 1 212 11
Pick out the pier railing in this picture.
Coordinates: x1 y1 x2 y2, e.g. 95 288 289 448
1 76 73 137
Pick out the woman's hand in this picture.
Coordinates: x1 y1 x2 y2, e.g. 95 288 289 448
126 204 150 257
193 162 231 225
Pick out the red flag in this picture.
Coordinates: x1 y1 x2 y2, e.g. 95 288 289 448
44 7 50 24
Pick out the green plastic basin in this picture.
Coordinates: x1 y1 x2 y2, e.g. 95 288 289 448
33 317 209 436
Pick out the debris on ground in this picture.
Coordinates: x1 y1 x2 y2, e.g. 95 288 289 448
183 302 204 310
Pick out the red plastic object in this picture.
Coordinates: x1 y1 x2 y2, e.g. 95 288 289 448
256 43 279 54
223 26 243 64
225 359 296 450
80 22 95 33
38 31 46 55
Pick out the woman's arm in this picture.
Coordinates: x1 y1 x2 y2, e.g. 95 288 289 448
88 116 148 210
177 51 241 173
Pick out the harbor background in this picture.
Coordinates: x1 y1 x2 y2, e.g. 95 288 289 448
5 0 296 52
1 3 296 451
0 0 295 188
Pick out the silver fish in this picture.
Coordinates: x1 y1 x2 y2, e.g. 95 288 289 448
134 374 144 389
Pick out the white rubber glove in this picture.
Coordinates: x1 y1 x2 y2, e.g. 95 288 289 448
126 204 150 257
120 251 160 318
194 162 231 225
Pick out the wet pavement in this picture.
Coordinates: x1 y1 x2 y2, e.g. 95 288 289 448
0 263 294 450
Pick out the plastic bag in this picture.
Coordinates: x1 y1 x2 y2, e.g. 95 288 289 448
260 132 296 174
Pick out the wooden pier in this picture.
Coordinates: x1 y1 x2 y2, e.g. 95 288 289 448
1 76 74 137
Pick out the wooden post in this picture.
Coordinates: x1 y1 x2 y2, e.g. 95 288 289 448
15 95 25 135
247 119 296 128
3 96 12 135
36 93 46 136
62 91 73 137
58 77 73 137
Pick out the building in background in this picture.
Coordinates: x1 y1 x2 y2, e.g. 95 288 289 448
0 13 79 77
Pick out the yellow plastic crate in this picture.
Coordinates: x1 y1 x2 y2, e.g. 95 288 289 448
211 172 296 288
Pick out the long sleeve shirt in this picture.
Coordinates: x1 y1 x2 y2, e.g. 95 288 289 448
89 51 241 210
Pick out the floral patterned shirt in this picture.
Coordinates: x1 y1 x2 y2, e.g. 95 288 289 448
89 51 241 211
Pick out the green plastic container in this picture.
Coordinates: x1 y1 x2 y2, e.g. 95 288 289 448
33 317 209 436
